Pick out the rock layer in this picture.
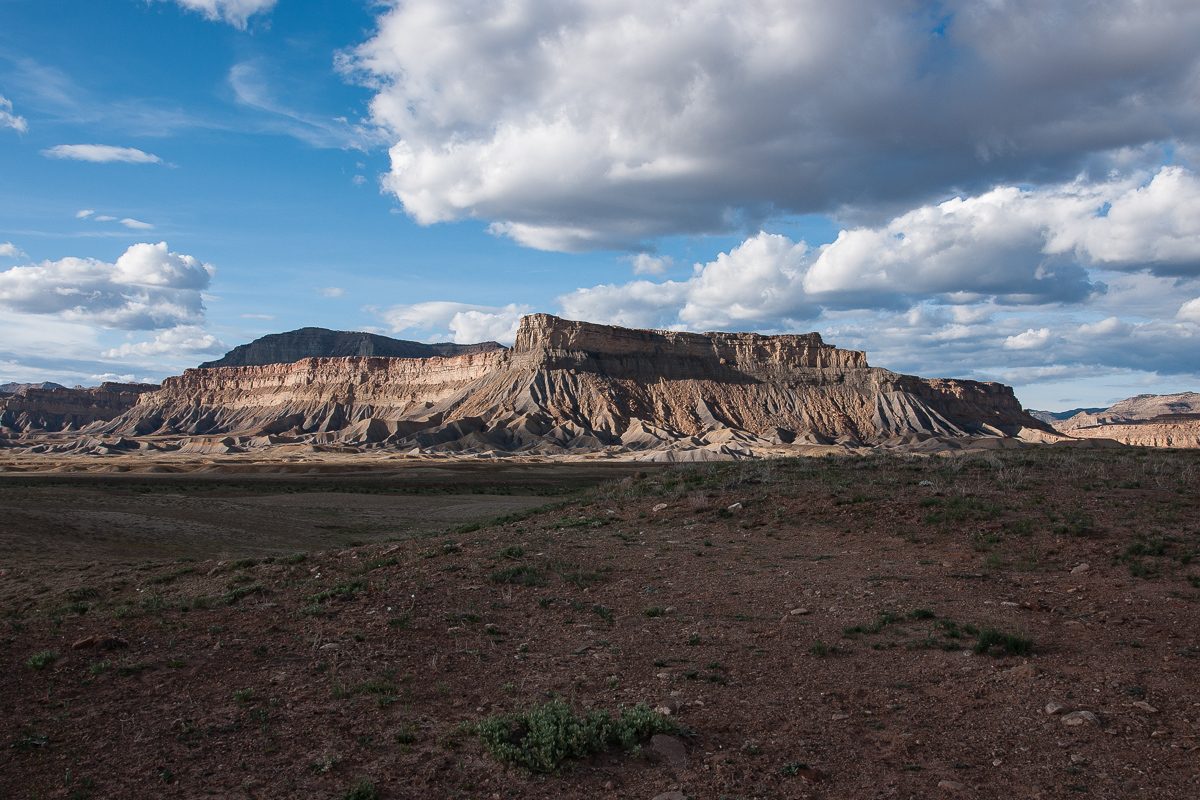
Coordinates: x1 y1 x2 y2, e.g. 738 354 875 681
0 383 159 434
80 314 1052 458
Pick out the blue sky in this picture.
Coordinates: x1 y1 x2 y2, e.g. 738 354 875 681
2 0 1200 411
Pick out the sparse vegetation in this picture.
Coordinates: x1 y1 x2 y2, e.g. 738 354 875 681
473 700 678 774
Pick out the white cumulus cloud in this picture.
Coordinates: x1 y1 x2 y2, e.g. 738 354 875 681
76 209 94 219
160 0 276 28
379 301 532 345
628 254 673 275
344 0 1200 251
1004 328 1052 350
120 218 155 230
0 95 27 133
102 325 226 358
41 145 163 164
0 243 25 259
1176 297 1200 323
0 242 214 330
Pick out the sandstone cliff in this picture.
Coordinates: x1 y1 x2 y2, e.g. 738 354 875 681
82 315 1052 459
0 383 159 434
199 327 504 368
1039 391 1200 449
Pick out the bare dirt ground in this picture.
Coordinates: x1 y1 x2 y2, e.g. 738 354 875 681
1 449 1198 800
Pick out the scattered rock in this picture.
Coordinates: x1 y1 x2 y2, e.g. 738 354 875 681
651 792 686 800
794 767 826 782
95 636 128 651
1005 663 1039 679
831 713 850 720
919 480 935 487
656 672 672 680
789 607 809 616
71 636 96 650
652 503 669 512
1045 701 1068 715
937 780 966 791
1061 711 1099 726
1070 754 1087 764
727 502 743 510
650 734 687 767
1070 563 1090 574
1131 701 1159 713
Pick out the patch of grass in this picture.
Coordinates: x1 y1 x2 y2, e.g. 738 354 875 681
89 659 111 675
116 662 148 677
489 565 546 586
233 687 255 703
351 557 397 576
546 559 610 589
808 641 831 657
907 608 936 620
146 567 196 586
278 552 308 565
229 558 258 571
65 587 99 602
26 649 58 671
221 582 267 605
473 700 678 775
395 723 418 745
642 607 665 618
497 545 526 560
310 579 367 603
973 629 1034 657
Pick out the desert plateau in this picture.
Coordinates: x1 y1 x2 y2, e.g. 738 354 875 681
1 319 1198 800
6 4 1200 798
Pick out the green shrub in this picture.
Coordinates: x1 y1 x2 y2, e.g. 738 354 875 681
221 583 267 605
973 629 1034 657
497 545 525 560
342 778 377 800
278 552 308 565
26 650 58 671
474 700 677 774
489 565 545 586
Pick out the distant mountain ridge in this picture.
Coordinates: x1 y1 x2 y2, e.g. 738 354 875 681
1034 391 1200 448
1026 407 1106 425
0 382 69 395
199 327 506 368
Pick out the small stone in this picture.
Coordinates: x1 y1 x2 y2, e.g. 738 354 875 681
919 480 934 487
1045 701 1068 715
650 734 688 767
1150 730 1168 738
1070 754 1087 764
94 636 128 651
654 706 673 716
1070 563 1090 574
831 713 850 720
656 672 672 680
1006 663 1039 679
71 636 97 650
651 793 686 800
1131 701 1158 713
992 758 1003 766
652 503 669 512
790 607 809 616
1061 711 1099 726
938 780 966 791
727 502 743 511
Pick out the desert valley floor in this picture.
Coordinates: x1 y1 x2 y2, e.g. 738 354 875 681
0 449 1198 799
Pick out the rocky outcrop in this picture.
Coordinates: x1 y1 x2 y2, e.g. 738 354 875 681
0 383 159 434
1053 392 1200 432
78 315 1052 459
1034 392 1200 449
199 327 504 368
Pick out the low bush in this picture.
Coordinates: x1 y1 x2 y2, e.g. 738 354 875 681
474 700 677 774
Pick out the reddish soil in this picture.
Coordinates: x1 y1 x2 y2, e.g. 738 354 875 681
1 449 1198 800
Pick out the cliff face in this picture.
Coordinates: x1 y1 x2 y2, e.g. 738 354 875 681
199 327 504 368
1054 392 1200 432
0 383 159 434
87 315 1051 457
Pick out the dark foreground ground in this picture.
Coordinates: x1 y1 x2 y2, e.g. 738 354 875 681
0 449 1198 800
